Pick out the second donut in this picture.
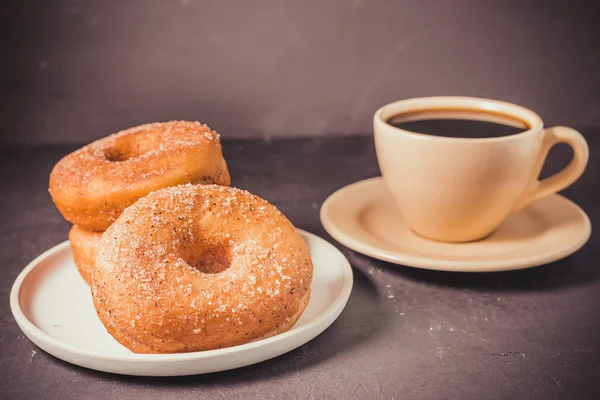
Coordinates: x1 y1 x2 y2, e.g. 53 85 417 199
50 121 231 231
69 225 103 285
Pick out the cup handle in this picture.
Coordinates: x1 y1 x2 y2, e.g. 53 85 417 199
513 126 589 211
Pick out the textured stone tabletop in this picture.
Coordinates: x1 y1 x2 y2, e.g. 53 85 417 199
1 136 599 399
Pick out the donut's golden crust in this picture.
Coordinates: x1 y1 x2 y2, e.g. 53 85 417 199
68 225 103 285
92 184 313 354
49 121 230 231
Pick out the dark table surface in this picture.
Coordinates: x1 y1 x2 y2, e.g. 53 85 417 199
1 135 599 399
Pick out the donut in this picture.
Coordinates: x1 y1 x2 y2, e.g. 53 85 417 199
68 225 103 285
49 121 230 231
92 184 313 353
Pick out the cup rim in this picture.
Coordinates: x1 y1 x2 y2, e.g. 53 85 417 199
373 96 544 142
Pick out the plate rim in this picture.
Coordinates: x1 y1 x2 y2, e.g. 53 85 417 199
320 177 592 272
10 229 353 364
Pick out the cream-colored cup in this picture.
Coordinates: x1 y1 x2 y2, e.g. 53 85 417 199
374 96 589 243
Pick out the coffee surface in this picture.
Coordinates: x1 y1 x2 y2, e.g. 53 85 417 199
388 119 527 138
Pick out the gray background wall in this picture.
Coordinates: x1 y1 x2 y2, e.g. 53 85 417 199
1 0 599 144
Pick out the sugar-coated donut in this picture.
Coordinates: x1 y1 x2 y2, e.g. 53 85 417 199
92 184 313 354
68 225 103 285
49 121 230 231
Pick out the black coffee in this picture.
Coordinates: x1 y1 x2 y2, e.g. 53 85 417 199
387 109 529 139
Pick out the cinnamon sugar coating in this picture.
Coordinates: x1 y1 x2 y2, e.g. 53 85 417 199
92 184 313 353
49 121 230 231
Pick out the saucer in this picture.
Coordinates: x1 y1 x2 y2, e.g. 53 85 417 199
10 230 353 376
320 177 591 272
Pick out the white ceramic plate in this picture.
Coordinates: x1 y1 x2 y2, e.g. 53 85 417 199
10 230 353 376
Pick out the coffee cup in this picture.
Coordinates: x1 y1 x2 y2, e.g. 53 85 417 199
373 96 589 243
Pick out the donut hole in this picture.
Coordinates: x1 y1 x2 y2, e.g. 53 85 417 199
193 245 232 274
103 137 161 162
104 148 133 162
103 145 149 162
